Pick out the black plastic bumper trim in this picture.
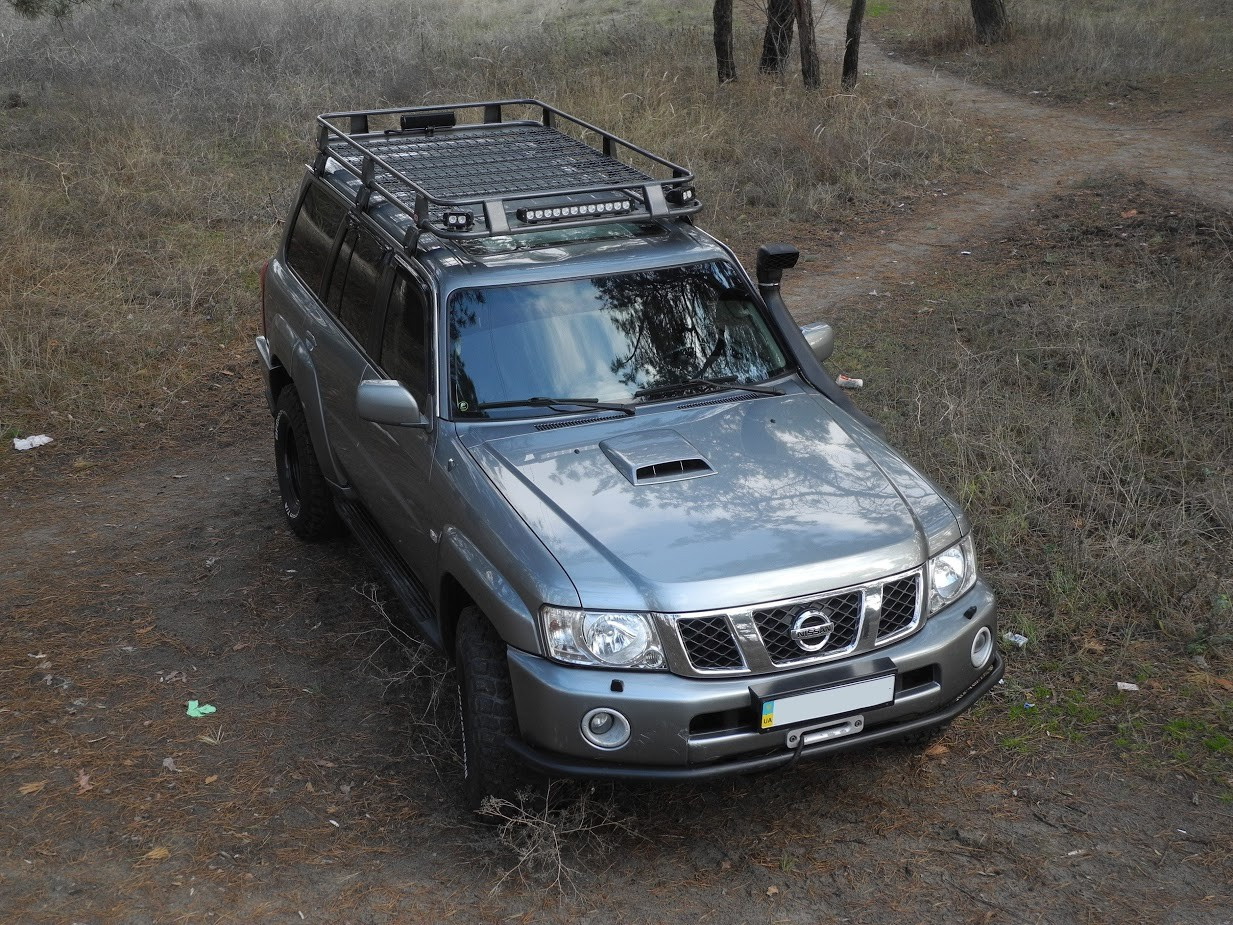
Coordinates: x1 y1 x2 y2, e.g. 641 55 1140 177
504 652 1004 781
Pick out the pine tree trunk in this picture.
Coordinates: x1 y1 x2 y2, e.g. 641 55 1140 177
713 0 737 84
970 0 1007 43
758 0 796 76
794 0 820 90
841 0 867 90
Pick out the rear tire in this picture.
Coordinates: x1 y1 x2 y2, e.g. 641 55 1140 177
273 385 341 541
455 605 530 812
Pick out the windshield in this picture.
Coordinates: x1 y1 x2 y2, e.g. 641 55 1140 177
448 260 789 418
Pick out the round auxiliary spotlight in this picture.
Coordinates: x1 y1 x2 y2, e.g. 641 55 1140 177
971 626 993 669
580 708 631 750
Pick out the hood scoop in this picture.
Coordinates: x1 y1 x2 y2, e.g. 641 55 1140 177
599 430 715 486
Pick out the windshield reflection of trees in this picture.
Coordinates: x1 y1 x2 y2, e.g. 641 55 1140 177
522 397 913 581
594 262 784 390
448 261 786 416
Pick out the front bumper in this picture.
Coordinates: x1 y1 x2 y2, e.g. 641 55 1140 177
505 580 1001 780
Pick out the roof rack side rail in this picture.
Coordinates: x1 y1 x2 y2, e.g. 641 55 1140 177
314 98 702 241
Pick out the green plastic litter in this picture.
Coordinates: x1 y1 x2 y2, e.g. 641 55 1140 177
186 700 217 718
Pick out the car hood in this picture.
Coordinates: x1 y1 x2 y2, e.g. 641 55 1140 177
466 393 959 613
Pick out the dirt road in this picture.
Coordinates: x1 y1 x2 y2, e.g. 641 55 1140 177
3 17 1231 925
788 5 1233 316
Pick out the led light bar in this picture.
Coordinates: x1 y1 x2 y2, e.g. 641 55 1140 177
516 199 633 224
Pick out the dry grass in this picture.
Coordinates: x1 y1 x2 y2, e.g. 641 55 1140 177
0 118 263 433
868 0 1233 107
0 0 983 438
900 180 1233 660
840 178 1233 775
758 175 1233 779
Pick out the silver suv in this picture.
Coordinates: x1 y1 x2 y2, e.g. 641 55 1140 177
256 100 1003 808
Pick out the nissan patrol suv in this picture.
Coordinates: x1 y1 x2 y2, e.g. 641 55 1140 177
256 99 1003 809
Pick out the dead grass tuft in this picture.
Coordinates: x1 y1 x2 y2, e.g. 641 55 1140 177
477 782 639 895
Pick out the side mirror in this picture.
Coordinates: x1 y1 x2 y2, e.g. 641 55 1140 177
356 379 427 428
800 322 835 364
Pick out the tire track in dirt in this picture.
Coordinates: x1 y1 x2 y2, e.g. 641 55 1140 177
789 9 1233 318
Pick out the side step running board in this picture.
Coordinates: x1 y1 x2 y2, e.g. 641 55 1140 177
334 499 442 649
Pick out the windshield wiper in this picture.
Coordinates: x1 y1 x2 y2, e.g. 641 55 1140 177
471 396 635 416
633 376 784 401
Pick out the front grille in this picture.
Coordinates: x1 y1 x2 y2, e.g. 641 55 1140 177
877 575 920 640
677 615 743 670
665 568 925 678
753 591 862 665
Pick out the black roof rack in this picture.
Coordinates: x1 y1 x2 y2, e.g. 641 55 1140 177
314 99 702 245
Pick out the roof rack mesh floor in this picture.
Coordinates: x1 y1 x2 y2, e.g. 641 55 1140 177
335 123 654 202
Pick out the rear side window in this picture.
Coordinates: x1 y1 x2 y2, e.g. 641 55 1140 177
284 184 347 296
325 225 386 352
380 269 431 411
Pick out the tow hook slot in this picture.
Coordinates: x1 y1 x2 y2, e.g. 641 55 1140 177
785 715 864 749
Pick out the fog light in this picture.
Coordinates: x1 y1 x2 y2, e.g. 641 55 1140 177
971 626 993 668
581 708 630 750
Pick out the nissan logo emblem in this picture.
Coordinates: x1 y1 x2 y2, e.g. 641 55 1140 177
789 610 835 652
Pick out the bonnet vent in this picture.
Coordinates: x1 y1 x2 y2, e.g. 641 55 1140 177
635 457 713 483
599 430 715 486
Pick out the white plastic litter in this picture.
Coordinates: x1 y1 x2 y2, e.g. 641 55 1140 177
836 375 864 390
13 434 53 451
1003 631 1029 649
1116 681 1140 692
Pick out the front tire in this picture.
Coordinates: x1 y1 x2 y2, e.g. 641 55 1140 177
894 721 950 749
273 385 340 541
455 605 529 812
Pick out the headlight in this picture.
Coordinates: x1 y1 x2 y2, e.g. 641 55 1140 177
928 535 977 614
540 606 666 670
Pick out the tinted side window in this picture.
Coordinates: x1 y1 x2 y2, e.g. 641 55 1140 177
284 184 346 297
326 226 386 351
380 270 431 410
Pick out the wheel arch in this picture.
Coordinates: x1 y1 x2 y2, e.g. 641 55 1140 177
285 346 347 489
267 355 292 406
437 527 545 658
437 572 475 660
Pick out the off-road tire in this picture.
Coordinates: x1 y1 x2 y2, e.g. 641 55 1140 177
894 721 950 749
455 605 528 812
274 386 341 541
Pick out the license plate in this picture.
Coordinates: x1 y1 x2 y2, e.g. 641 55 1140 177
758 672 895 730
